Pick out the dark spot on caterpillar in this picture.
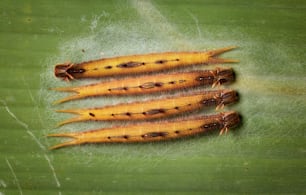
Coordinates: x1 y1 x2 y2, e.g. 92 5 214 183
218 78 228 84
188 128 193 131
196 76 213 82
155 82 163 87
174 130 180 134
142 132 168 138
139 82 164 89
126 112 132 116
110 135 130 139
174 106 180 110
168 81 176 84
111 114 115 116
176 59 180 61
188 104 192 106
104 65 112 69
196 76 204 81
155 60 167 64
93 68 98 70
110 87 128 91
89 113 95 117
68 68 85 74
201 98 216 106
139 82 155 89
202 123 221 131
117 61 144 68
82 49 85 53
143 109 166 115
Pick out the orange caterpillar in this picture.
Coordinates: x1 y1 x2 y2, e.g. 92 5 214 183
55 47 238 81
56 89 238 126
48 111 240 150
52 67 235 104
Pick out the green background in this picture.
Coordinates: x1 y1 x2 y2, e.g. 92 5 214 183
1 0 305 194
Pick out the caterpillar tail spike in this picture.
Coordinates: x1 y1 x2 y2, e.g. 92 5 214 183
52 95 81 105
51 87 82 105
47 133 80 150
206 46 239 64
56 109 86 127
51 86 78 93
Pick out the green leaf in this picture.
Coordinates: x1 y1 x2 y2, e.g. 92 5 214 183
1 0 305 194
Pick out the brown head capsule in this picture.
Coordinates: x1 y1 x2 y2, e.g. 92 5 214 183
215 67 235 85
195 67 235 88
54 62 86 81
219 111 241 135
201 89 239 109
215 89 239 109
54 63 75 81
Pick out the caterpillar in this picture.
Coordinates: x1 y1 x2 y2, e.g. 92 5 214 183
52 67 235 104
48 111 240 150
56 89 238 126
54 46 238 81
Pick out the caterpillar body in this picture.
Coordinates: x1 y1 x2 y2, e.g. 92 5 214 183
52 67 235 104
48 111 241 150
54 47 238 81
56 89 238 126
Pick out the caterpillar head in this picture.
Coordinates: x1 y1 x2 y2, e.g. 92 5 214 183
219 89 239 106
214 67 235 86
54 62 75 81
222 111 241 129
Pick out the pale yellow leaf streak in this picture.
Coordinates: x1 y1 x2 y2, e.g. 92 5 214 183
238 75 306 96
0 179 7 188
1 100 61 192
0 100 45 150
44 155 61 188
5 158 23 195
